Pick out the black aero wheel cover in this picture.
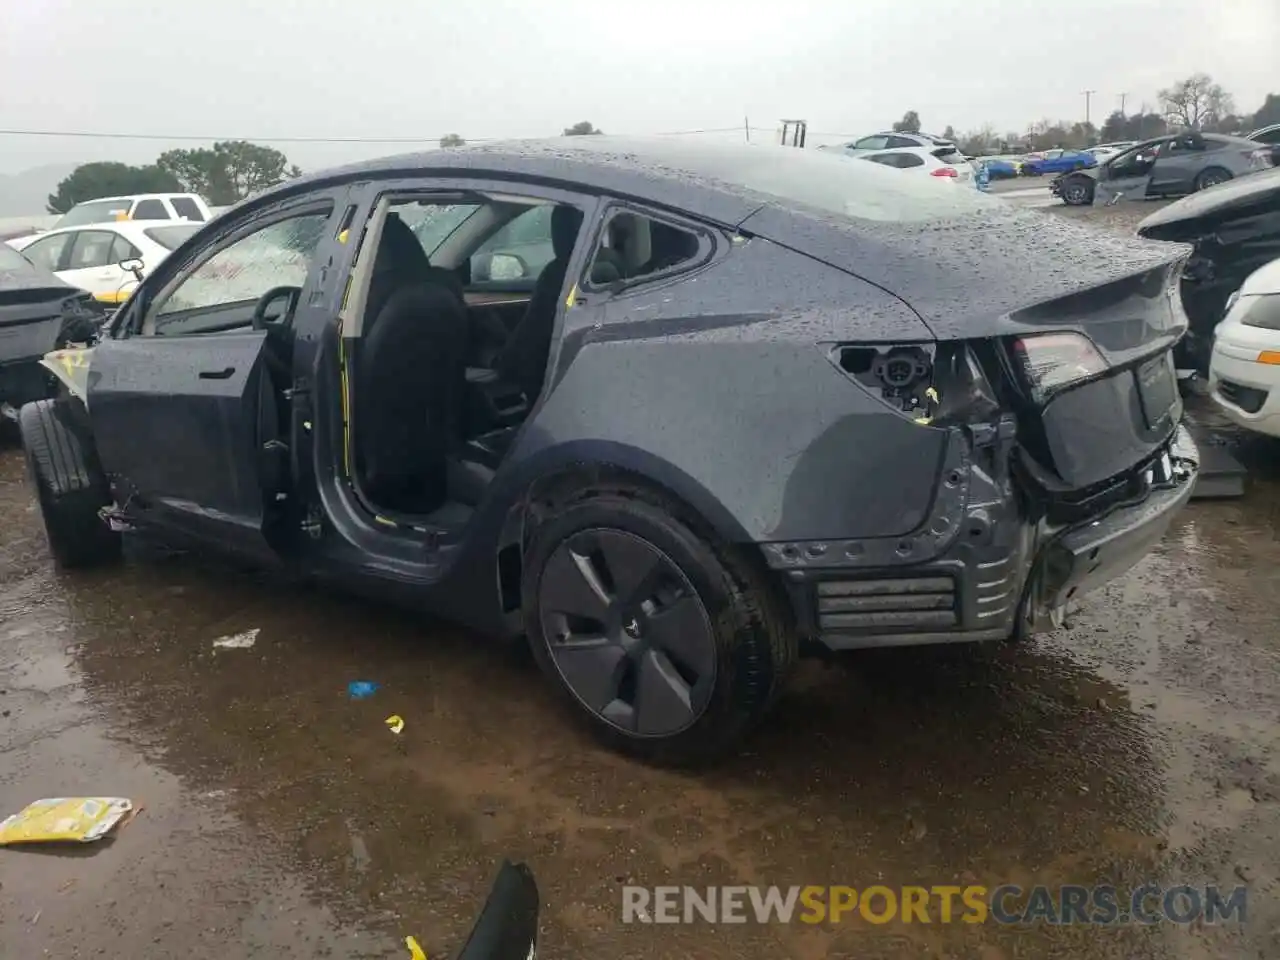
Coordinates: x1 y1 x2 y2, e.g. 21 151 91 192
537 528 717 737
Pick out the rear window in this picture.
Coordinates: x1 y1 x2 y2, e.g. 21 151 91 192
144 224 201 250
932 147 966 164
667 143 1001 223
53 199 132 228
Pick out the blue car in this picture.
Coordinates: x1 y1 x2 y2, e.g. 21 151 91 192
977 156 1029 179
1022 149 1097 176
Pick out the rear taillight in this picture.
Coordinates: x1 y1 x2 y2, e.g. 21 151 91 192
930 167 959 178
1010 332 1107 401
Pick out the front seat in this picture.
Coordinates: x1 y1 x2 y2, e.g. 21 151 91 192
495 205 582 402
366 213 465 319
358 215 469 513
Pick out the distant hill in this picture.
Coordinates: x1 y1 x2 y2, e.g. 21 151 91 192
0 162 81 217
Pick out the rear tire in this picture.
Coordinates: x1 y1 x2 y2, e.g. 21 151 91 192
19 398 121 569
1194 167 1232 192
522 483 796 767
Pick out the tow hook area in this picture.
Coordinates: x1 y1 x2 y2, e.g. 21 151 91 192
99 505 133 533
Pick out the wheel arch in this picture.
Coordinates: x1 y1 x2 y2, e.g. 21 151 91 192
491 441 759 623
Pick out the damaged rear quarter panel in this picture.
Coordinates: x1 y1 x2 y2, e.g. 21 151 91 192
505 238 953 544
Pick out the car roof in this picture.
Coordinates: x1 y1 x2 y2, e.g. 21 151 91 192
70 193 200 205
252 137 805 225
1240 255 1280 296
860 146 941 158
1138 166 1280 230
22 218 179 240
264 135 995 228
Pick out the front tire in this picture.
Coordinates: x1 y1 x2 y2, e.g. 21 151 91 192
1061 178 1093 206
522 483 795 766
19 398 120 568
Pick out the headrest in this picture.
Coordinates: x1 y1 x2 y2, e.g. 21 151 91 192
551 205 582 259
375 213 430 274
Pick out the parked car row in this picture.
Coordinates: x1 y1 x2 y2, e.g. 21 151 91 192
9 220 201 303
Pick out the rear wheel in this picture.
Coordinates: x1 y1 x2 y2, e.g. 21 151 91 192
522 483 795 766
1194 167 1232 192
19 398 120 568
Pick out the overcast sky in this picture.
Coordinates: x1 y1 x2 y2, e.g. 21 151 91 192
1 0 1275 174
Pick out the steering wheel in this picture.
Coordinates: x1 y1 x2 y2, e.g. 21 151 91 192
251 286 303 331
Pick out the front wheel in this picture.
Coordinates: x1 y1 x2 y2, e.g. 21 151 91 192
1061 178 1093 206
522 484 796 766
19 398 121 568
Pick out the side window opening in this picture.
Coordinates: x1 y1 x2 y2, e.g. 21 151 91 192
21 233 71 272
171 197 205 221
67 231 116 270
133 199 169 220
586 211 703 288
108 234 141 263
343 193 588 527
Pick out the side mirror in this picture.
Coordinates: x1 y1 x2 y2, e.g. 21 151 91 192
119 258 144 282
487 253 528 281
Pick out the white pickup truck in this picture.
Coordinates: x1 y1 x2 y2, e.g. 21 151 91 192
51 193 214 229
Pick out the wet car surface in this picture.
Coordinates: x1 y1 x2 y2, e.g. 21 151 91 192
4 200 1279 960
4 420 1280 960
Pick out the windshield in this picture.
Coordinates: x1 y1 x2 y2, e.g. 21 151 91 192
53 199 132 228
397 203 482 256
144 224 201 250
669 143 1003 223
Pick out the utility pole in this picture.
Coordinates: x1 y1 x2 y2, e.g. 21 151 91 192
1118 92 1128 116
1082 90 1096 126
744 115 750 143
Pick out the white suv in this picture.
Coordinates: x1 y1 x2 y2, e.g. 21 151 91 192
822 131 963 159
51 193 213 229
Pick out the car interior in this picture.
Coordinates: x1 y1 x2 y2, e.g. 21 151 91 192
345 195 703 531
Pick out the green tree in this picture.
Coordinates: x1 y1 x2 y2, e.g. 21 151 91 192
562 121 602 136
157 147 222 199
1252 93 1280 129
892 110 921 134
1100 110 1128 142
1158 73 1234 130
438 133 466 147
47 162 181 214
157 140 300 205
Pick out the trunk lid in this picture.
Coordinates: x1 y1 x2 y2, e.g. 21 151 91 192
743 201 1191 490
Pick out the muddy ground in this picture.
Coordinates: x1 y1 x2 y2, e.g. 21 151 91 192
4 200 1280 960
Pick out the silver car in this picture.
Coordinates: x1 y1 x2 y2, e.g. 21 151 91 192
1052 132 1274 206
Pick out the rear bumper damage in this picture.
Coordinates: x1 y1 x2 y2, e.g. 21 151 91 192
766 424 1198 651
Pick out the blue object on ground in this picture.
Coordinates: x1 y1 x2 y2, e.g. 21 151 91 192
348 681 380 699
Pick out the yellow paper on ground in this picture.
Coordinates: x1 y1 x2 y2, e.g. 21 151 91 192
0 797 133 845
